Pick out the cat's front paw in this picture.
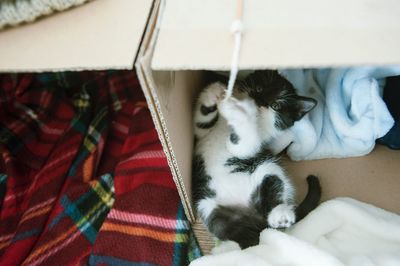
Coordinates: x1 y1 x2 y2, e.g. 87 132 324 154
267 204 295 229
218 97 258 123
199 82 225 110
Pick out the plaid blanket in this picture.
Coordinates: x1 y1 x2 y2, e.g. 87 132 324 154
0 71 201 265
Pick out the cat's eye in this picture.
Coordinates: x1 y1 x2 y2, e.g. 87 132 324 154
256 87 262 92
271 102 281 110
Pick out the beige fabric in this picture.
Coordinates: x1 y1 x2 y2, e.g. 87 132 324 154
0 0 91 30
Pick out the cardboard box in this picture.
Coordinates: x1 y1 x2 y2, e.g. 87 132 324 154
137 0 400 226
0 0 154 72
1 0 399 241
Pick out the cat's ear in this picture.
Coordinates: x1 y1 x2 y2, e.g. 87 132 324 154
294 96 317 121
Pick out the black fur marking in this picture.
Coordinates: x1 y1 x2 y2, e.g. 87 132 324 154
192 155 216 205
295 175 321 221
251 175 284 218
237 70 317 130
195 114 218 129
225 143 274 174
274 107 298 130
274 96 317 130
207 205 266 249
200 104 217 115
230 132 240 144
228 126 240 144
238 70 296 108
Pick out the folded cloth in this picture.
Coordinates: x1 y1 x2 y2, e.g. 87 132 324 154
190 198 400 266
377 120 400 150
269 67 400 160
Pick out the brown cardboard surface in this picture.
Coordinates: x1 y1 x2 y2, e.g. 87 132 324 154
152 0 400 70
0 0 153 72
140 67 400 222
136 0 199 221
136 0 400 224
284 145 400 214
151 71 204 222
194 145 400 255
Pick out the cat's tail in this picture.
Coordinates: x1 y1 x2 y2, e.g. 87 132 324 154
207 205 266 249
295 175 322 221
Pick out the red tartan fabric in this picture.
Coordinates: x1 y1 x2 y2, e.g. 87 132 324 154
0 71 199 266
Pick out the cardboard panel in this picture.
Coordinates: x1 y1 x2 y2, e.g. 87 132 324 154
141 67 400 222
137 65 203 223
137 0 400 224
285 145 400 214
136 0 200 221
152 71 203 220
152 0 400 70
194 145 400 255
0 0 153 72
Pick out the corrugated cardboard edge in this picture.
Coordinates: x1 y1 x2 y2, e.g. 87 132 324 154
193 218 214 254
135 0 195 222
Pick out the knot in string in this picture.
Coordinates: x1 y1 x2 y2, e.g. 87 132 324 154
224 0 244 102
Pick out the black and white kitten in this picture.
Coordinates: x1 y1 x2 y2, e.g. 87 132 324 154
192 70 321 249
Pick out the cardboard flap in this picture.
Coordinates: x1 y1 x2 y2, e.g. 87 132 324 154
0 0 153 72
136 0 198 222
152 0 400 70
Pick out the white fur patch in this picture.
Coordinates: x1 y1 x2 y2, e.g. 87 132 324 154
258 107 281 143
198 198 217 221
268 129 295 155
218 97 261 158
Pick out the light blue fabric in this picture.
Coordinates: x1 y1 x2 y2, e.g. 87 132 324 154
274 67 400 160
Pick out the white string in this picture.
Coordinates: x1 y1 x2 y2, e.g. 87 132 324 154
224 19 243 101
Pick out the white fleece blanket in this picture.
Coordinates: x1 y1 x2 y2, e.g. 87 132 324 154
268 67 400 160
190 198 400 266
0 0 90 30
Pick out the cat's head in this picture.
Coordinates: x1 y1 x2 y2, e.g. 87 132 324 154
237 70 317 130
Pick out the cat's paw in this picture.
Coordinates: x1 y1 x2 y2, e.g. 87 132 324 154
211 240 241 255
199 82 225 110
267 204 295 229
218 97 258 123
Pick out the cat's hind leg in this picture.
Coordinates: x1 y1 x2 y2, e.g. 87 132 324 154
251 174 296 229
205 204 266 249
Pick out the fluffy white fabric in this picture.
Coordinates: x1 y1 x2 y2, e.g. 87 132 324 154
270 67 400 160
0 0 90 30
190 198 400 266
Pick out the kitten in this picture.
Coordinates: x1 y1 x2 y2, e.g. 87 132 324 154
192 70 321 249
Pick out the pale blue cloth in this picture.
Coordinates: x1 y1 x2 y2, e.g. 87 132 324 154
274 67 400 160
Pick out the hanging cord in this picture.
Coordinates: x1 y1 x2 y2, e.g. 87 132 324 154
224 0 244 101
